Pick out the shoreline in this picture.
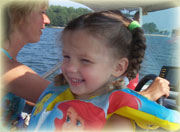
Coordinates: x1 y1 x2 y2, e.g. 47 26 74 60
145 34 170 37
46 26 64 29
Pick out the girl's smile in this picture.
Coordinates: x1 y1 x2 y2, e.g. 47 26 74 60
69 77 85 87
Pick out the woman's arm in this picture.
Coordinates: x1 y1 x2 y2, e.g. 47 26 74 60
2 61 50 103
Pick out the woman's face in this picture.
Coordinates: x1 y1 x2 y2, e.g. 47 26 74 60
18 6 50 43
61 30 118 99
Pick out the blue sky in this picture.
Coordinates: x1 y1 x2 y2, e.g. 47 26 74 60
142 7 180 31
49 0 180 32
49 0 90 9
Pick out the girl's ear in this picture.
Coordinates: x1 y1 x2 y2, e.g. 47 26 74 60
112 58 129 77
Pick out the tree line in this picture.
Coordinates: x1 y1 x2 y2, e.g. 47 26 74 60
46 6 171 35
46 5 92 27
142 22 170 35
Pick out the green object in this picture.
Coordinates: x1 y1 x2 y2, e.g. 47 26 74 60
128 21 141 32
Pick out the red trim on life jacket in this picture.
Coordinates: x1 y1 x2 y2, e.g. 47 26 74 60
127 74 139 90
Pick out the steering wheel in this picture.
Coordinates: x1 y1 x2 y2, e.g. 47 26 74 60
134 74 164 105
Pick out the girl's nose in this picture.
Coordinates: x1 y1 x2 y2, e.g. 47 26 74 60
66 61 79 73
43 14 50 24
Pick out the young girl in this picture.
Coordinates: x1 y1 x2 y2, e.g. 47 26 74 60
28 10 180 131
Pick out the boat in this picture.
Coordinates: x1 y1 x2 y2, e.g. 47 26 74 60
2 0 180 131
72 0 180 12
72 0 180 24
169 28 180 43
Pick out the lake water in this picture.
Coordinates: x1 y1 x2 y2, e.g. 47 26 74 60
17 27 180 81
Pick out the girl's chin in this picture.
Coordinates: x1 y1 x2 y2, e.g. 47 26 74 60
69 87 80 94
70 89 86 98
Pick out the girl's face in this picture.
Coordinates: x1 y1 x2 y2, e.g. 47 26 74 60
18 6 50 43
61 30 118 99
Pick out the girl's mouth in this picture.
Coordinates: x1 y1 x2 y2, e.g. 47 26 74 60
69 78 85 86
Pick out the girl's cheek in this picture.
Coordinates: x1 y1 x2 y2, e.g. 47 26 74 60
61 63 66 72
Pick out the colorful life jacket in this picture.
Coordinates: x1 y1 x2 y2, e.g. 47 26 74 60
127 74 139 90
28 83 180 131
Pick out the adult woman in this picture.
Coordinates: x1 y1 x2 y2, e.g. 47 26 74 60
1 0 50 128
1 0 50 103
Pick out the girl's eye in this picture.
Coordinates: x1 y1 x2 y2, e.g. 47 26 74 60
63 55 70 60
81 59 91 64
76 120 82 127
66 116 71 123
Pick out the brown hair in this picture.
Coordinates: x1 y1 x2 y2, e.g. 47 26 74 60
55 10 146 90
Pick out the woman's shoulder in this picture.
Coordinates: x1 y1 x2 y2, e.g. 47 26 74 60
13 61 37 74
3 60 37 76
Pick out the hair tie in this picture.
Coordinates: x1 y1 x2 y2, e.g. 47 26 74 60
128 21 141 32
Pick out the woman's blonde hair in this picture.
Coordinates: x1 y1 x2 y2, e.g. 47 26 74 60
2 0 49 41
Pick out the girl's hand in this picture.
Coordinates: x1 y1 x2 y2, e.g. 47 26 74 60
139 77 170 101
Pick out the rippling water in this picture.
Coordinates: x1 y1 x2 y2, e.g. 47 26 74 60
139 35 179 79
17 28 180 81
18 28 63 80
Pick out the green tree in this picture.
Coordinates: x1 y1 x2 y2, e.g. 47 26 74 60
142 22 159 33
46 5 92 27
